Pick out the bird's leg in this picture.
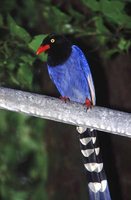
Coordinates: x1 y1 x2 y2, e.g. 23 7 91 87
84 98 92 109
60 96 70 103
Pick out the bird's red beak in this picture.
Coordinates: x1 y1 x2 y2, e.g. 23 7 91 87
36 44 50 55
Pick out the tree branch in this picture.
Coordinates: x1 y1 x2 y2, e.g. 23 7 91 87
0 87 130 137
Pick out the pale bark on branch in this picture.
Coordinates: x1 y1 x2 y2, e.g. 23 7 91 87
0 87 131 138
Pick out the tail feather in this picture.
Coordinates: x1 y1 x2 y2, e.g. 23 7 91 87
89 185 111 200
77 127 112 200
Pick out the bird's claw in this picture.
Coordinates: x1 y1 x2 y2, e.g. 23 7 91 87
60 96 70 103
84 98 93 110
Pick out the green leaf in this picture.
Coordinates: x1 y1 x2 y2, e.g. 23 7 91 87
118 38 131 51
29 34 47 61
17 63 33 89
43 6 71 33
103 49 119 58
100 0 131 28
95 16 110 45
11 191 28 200
81 0 100 11
20 55 35 66
68 7 85 21
7 15 31 43
95 16 109 34
6 60 15 70
81 0 131 28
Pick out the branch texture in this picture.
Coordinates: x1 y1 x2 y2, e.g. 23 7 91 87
0 87 131 137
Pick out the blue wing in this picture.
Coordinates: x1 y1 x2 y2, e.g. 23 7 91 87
73 45 96 105
47 45 96 105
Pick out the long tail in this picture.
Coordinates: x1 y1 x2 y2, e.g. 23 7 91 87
76 127 112 200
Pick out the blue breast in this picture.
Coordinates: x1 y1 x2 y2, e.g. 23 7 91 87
47 45 94 104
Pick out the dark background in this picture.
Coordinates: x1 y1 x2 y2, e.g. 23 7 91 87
0 0 131 200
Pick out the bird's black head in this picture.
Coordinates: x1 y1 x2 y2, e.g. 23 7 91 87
36 33 72 66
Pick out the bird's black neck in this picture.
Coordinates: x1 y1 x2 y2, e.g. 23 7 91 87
47 42 72 66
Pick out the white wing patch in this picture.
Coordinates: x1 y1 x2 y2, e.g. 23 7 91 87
87 73 96 105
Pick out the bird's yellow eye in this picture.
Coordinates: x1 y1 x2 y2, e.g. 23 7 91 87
50 38 55 43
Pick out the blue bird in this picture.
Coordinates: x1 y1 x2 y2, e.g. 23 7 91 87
36 33 112 200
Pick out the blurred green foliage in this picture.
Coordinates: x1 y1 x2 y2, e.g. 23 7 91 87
0 111 48 200
0 0 131 199
42 0 131 56
0 1 48 200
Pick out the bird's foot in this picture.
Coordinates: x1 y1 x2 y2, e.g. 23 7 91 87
84 98 92 109
60 96 70 103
